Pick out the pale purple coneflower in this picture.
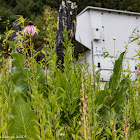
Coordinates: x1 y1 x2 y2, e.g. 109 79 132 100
23 21 37 36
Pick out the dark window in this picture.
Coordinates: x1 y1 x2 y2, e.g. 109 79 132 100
98 62 100 68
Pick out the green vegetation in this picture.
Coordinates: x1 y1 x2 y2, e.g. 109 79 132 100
0 0 140 139
0 14 139 139
1 0 140 56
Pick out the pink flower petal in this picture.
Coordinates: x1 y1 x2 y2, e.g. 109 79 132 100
23 25 37 36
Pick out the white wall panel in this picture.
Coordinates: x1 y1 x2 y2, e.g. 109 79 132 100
76 11 91 49
76 7 140 82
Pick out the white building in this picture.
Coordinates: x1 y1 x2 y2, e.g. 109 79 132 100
76 6 140 81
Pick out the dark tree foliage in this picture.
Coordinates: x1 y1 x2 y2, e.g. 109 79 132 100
0 0 140 41
0 0 140 33
75 0 140 13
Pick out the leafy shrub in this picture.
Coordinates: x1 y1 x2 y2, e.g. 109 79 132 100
0 17 139 140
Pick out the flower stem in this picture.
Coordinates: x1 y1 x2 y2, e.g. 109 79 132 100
30 35 32 58
24 35 27 61
30 35 35 86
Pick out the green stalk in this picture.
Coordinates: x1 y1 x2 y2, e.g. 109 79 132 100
30 35 35 86
24 35 27 61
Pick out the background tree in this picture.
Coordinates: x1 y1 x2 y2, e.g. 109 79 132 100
1 0 140 57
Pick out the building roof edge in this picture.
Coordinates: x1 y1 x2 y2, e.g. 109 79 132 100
77 6 140 17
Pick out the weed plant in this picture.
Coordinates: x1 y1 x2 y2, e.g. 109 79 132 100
0 15 139 140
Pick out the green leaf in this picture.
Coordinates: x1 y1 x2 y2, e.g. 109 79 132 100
8 41 30 95
95 90 109 106
96 104 103 113
8 95 38 139
54 68 67 90
110 77 129 114
100 137 106 140
95 52 128 116
35 63 48 97
109 51 125 94
130 37 139 43
8 41 16 53
105 127 112 136
104 52 109 58
96 127 103 135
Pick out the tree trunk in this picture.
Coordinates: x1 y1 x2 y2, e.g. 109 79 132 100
56 0 77 71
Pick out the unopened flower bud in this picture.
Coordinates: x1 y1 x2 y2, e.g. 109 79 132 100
137 68 140 74
85 95 88 99
81 117 84 121
80 98 84 102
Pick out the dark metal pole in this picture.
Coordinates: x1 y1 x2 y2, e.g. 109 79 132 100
91 41 94 81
